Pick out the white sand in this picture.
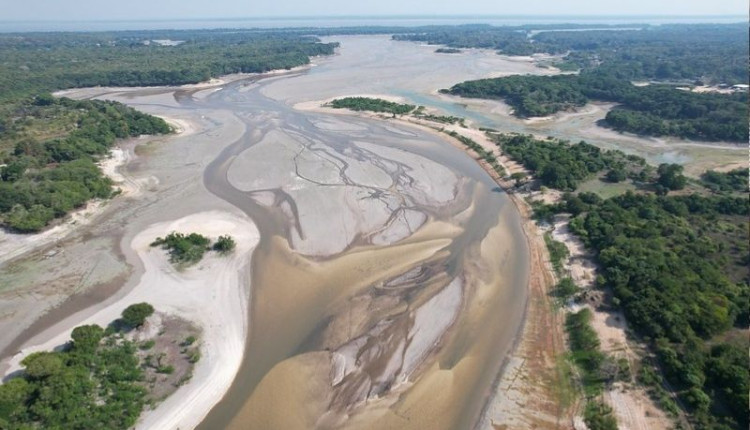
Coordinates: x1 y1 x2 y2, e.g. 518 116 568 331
4 210 259 430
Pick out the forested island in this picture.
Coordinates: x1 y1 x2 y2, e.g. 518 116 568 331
0 31 338 100
0 30 338 233
494 133 749 429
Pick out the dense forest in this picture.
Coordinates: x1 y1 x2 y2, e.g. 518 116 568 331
0 306 154 429
0 97 170 232
496 133 749 429
565 192 749 429
0 29 338 233
0 31 338 101
444 74 748 142
395 24 748 84
428 24 748 142
491 134 647 190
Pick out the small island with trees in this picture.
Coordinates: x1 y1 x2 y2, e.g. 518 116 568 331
150 232 236 266
327 97 416 115
435 48 462 54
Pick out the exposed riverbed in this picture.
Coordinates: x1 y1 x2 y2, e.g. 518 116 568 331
0 34 744 430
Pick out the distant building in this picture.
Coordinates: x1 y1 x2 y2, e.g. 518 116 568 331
731 84 749 91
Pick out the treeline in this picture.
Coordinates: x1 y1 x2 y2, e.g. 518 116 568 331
534 25 748 85
490 134 646 190
497 130 749 427
395 24 748 85
328 97 415 115
0 97 170 232
435 48 462 54
0 31 337 101
444 73 748 142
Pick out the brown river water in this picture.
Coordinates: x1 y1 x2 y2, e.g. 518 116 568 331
194 59 529 428
3 34 741 430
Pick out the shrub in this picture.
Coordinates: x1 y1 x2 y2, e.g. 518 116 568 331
121 303 154 328
212 235 236 254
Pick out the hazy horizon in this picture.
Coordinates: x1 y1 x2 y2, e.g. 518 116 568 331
0 13 746 33
3 0 747 22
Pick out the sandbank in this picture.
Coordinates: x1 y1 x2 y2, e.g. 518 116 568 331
4 210 259 430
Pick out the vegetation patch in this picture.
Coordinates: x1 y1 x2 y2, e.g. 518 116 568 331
700 168 748 193
544 233 569 276
151 232 237 266
0 97 170 232
490 134 647 191
0 304 199 429
328 97 416 115
435 48 462 54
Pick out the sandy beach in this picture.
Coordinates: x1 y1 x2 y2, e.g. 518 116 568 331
5 210 259 430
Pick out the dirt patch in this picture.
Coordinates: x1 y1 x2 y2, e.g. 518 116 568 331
134 313 202 406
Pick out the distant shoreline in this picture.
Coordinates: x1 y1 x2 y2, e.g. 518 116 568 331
1 15 745 33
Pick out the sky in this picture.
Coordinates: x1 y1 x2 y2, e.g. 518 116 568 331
1 0 747 22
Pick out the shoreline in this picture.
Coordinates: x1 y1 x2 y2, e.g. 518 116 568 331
0 112 197 268
4 210 259 430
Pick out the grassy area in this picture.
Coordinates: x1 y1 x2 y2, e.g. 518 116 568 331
544 233 569 276
554 354 578 409
577 177 637 199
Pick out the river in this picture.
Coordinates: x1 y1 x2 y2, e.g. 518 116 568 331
0 34 743 430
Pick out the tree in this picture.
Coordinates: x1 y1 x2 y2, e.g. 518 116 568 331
510 172 527 187
555 277 579 300
121 303 154 328
21 352 63 379
71 324 104 351
212 235 236 254
605 168 627 183
657 163 687 191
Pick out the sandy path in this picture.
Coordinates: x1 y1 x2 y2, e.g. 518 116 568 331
4 210 259 430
